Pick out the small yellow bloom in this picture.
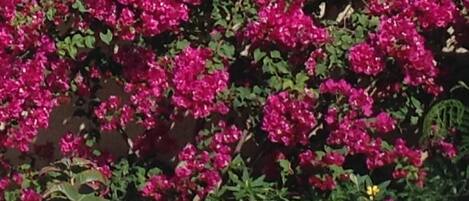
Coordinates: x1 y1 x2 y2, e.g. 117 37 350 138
366 185 380 200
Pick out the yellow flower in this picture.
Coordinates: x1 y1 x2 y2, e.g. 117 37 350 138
366 185 380 200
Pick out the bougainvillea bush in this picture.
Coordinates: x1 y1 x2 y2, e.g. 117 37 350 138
1 0 469 200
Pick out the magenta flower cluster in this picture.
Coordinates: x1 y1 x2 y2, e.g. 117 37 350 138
59 132 91 157
347 43 385 76
244 0 328 50
320 79 374 116
374 16 442 94
261 91 317 146
142 122 241 201
0 2 59 152
131 123 181 158
84 0 202 40
348 15 443 95
59 132 114 178
297 149 347 190
433 139 458 158
172 47 229 118
94 96 134 132
0 175 41 201
368 0 457 29
114 46 169 129
0 0 465 200
305 48 326 76
322 112 426 187
347 0 459 95
305 78 428 188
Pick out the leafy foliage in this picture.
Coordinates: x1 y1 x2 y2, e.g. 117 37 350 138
1 0 469 201
421 100 468 143
41 158 109 201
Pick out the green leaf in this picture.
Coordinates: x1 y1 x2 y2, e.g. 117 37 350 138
176 39 189 50
278 160 291 172
242 168 249 181
268 77 282 91
253 49 266 62
208 41 218 51
47 183 109 201
369 16 380 28
421 99 467 144
252 175 269 186
458 81 469 90
146 167 162 177
46 8 56 21
72 34 84 48
262 58 275 74
282 79 294 90
276 61 290 74
410 97 423 115
71 158 94 167
84 36 95 48
451 81 469 92
58 49 66 56
410 116 419 125
230 155 245 170
64 36 72 44
315 63 327 76
325 44 335 54
99 30 113 45
220 43 235 58
295 72 309 82
4 190 20 201
270 50 281 59
78 195 108 201
73 169 108 186
214 19 228 27
59 184 82 200
378 180 391 190
72 0 87 13
329 165 344 177
349 174 359 189
358 15 368 27
295 72 309 90
228 171 241 183
278 159 293 183
68 46 78 59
